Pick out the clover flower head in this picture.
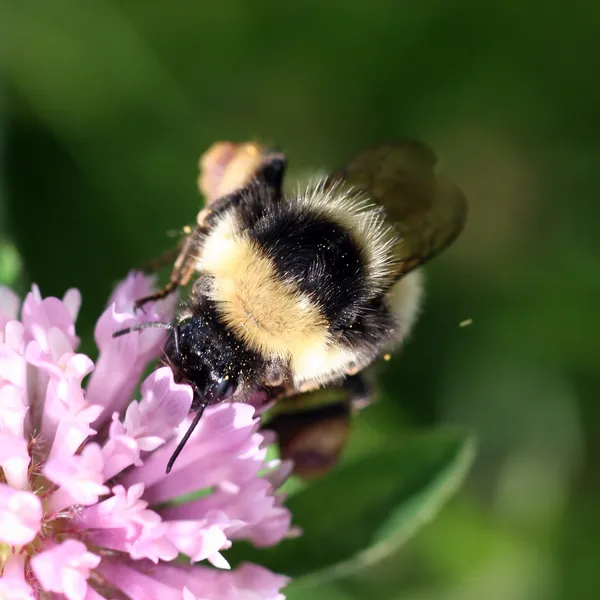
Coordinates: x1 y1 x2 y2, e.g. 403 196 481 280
0 273 292 600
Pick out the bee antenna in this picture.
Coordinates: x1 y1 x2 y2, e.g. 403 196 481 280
166 401 208 474
112 322 174 338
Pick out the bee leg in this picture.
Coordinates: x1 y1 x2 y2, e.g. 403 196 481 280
139 242 184 275
342 372 374 412
259 151 287 199
134 223 208 310
134 281 179 311
135 151 287 310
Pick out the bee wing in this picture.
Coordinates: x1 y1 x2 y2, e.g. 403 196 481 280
327 140 467 281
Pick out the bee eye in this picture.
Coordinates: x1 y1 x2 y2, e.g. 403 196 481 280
212 376 236 401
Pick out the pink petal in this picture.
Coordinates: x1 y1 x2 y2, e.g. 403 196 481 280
0 286 20 323
129 520 179 563
78 483 150 535
21 364 49 440
0 384 29 438
129 367 193 442
0 556 35 600
264 459 294 490
101 413 144 479
154 562 290 600
21 285 79 351
238 504 292 548
62 288 82 322
206 552 231 570
2 320 26 351
27 352 99 460
0 484 42 545
0 324 27 387
161 477 291 548
137 434 166 452
95 272 177 351
25 341 92 385
0 581 34 600
0 431 31 489
41 327 74 363
23 339 63 379
31 540 100 600
166 510 234 564
182 588 200 600
84 341 144 435
78 484 180 566
99 559 184 600
86 273 176 429
84 588 108 600
45 443 109 511
23 341 96 457
48 402 104 462
230 563 290 600
100 368 191 479
143 432 265 506
122 402 260 501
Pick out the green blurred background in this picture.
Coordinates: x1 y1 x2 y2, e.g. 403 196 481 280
1 1 599 598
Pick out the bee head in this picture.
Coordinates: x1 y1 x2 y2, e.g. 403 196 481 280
112 302 265 473
165 312 240 409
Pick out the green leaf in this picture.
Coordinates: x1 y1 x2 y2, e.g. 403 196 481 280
227 428 475 585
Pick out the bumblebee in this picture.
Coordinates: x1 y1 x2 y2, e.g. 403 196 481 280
114 140 467 475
